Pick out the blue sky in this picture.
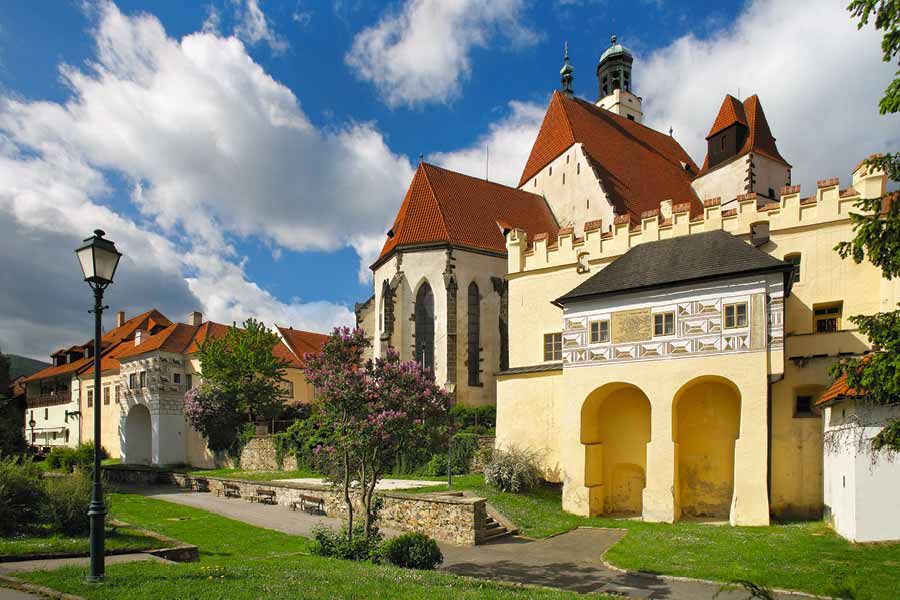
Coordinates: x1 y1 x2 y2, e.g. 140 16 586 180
0 0 896 358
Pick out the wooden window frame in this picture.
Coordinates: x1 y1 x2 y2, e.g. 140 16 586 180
543 333 562 362
653 312 675 337
786 253 801 284
86 389 93 408
590 320 610 343
724 302 748 329
813 302 842 333
103 385 110 405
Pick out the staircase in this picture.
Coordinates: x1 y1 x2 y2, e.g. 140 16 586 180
480 513 511 542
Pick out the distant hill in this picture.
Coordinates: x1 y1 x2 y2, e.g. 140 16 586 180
6 354 50 380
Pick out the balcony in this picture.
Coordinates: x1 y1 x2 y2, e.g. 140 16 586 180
27 391 73 408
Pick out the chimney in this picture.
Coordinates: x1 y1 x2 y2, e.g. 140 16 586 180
116 311 125 327
134 330 145 346
188 311 203 326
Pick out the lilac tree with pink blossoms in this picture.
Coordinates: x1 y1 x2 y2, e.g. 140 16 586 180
303 327 449 539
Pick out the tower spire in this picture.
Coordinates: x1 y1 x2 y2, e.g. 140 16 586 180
560 41 574 98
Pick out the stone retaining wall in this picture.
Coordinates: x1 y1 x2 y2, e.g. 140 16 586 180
170 473 489 545
238 436 297 471
103 465 170 485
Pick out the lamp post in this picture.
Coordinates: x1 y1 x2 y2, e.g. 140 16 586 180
28 417 35 447
75 229 122 584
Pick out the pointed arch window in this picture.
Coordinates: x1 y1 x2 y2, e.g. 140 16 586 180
467 282 481 385
414 283 435 371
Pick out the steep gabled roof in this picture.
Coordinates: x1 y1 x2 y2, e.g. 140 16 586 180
278 327 328 364
519 91 703 220
555 230 793 305
375 162 558 265
698 94 790 175
706 95 748 138
114 323 201 362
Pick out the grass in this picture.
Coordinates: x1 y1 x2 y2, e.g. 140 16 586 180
409 475 900 600
18 493 613 599
0 526 167 558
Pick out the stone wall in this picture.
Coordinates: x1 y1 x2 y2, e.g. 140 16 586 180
169 473 490 545
470 436 495 473
239 436 297 471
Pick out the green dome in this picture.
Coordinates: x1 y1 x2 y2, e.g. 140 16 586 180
599 35 631 64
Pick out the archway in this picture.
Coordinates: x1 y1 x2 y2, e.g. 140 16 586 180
673 377 741 519
581 383 651 516
124 404 152 465
414 282 435 371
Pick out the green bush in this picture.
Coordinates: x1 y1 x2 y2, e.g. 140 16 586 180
378 532 443 570
310 524 382 561
0 456 46 535
484 445 542 493
450 404 496 432
46 442 108 472
423 453 448 477
44 468 95 536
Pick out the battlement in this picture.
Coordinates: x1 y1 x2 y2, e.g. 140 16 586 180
507 156 887 275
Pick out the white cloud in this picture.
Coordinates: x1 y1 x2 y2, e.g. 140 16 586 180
232 0 288 54
638 0 900 193
346 0 539 108
429 100 545 187
0 1 409 357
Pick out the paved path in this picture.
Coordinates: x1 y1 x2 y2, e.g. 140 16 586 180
128 486 798 599
0 588 43 600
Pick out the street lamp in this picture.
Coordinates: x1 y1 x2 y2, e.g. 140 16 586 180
28 417 36 446
75 229 121 584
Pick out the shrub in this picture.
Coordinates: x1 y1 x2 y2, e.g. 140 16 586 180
310 524 383 561
0 456 46 535
484 446 542 493
450 404 496 432
378 532 443 570
423 453 448 477
46 443 108 472
44 468 96 536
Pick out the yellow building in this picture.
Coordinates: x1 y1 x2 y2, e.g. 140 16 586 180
494 40 892 526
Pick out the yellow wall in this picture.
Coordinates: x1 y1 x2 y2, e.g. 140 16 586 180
582 384 651 514
79 371 126 458
673 379 741 519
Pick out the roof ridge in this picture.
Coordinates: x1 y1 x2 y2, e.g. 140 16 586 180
423 162 544 198
420 163 454 242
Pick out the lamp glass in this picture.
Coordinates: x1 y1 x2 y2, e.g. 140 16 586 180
75 230 121 285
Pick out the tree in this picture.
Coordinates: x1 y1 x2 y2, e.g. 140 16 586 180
185 319 289 453
302 328 449 539
829 1 900 452
0 348 26 456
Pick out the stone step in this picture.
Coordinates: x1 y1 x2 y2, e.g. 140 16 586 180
480 527 510 542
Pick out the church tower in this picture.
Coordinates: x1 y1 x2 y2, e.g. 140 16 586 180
596 35 643 123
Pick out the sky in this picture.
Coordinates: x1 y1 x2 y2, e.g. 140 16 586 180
0 0 897 360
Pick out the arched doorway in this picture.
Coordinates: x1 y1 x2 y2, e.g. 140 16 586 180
124 404 152 465
581 383 651 516
414 282 435 371
673 377 741 520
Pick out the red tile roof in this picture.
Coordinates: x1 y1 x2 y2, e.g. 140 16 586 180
698 94 790 176
706 95 748 138
817 356 871 406
115 323 201 362
23 309 173 383
519 91 703 220
375 162 558 264
278 327 328 364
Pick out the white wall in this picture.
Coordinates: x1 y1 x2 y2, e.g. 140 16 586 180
824 400 900 542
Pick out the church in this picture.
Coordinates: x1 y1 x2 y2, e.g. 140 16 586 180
356 37 893 527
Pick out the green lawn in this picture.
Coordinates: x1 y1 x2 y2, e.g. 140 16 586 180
409 475 900 600
18 493 612 599
0 526 167 558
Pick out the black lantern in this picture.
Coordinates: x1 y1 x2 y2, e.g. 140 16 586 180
76 230 122 288
75 229 121 583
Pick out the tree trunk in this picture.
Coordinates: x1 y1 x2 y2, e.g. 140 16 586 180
342 450 353 540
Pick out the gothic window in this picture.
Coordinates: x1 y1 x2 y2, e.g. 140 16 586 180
414 282 435 371
467 282 481 386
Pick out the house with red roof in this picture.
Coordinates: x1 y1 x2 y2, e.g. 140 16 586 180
23 309 326 467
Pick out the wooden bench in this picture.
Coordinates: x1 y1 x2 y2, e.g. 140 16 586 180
291 494 325 515
191 477 210 493
216 482 241 498
251 488 277 505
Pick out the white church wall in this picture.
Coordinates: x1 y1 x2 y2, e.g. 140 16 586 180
451 250 506 407
824 400 900 542
752 154 791 202
520 143 613 237
691 155 751 205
